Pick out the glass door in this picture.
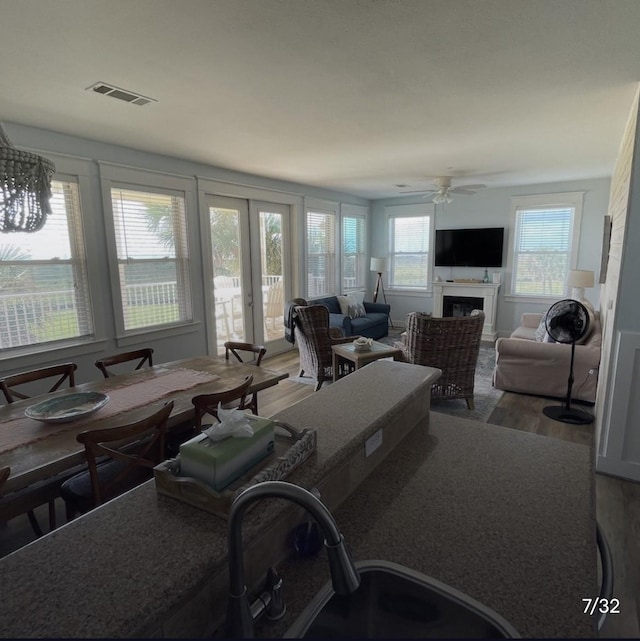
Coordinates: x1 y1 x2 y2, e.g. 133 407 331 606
205 196 290 356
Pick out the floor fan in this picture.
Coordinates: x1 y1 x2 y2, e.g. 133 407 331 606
542 299 594 425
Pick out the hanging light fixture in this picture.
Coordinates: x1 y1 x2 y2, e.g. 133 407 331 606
0 123 56 233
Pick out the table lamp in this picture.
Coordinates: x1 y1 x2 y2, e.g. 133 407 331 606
567 269 594 300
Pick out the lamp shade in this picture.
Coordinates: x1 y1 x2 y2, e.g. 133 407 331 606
370 257 388 273
567 270 594 288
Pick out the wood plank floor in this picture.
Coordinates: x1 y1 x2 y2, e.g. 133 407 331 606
1 348 638 637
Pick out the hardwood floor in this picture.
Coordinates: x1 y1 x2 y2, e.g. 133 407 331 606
2 348 638 637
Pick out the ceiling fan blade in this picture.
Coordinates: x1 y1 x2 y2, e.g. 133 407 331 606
458 183 486 190
450 188 478 195
399 189 437 194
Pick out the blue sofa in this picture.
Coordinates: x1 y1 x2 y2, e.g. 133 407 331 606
311 295 390 340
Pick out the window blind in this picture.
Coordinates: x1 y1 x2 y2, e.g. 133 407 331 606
389 215 430 287
342 215 366 290
306 210 336 297
0 180 93 350
513 206 574 296
110 187 192 331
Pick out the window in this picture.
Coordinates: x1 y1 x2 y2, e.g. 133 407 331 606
0 179 93 351
306 206 336 297
341 205 367 291
109 186 192 331
509 193 583 298
387 205 432 289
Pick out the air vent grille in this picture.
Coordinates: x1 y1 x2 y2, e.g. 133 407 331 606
86 82 156 106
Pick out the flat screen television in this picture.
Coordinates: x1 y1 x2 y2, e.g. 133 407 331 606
435 227 504 267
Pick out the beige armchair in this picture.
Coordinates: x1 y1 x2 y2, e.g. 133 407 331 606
397 310 485 409
493 311 602 402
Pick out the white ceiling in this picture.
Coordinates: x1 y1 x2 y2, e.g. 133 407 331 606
1 0 640 199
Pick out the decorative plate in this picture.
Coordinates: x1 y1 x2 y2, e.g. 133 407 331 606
25 392 110 424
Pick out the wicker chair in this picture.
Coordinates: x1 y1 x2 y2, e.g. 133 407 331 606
294 304 355 391
397 310 485 409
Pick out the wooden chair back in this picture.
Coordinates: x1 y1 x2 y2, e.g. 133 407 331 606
191 375 253 431
76 400 173 505
0 466 9 490
224 342 266 414
94 348 154 379
0 363 77 404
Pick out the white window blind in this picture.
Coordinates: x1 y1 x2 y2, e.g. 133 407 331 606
388 215 430 288
342 214 366 291
0 180 93 350
512 206 574 297
110 187 192 331
306 210 336 297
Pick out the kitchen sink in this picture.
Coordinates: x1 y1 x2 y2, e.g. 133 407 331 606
283 560 520 638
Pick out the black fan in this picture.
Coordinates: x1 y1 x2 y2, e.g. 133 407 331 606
542 299 594 424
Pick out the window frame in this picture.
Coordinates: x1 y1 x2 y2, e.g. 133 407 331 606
385 203 435 293
505 192 584 303
304 198 339 299
340 203 368 293
0 161 99 360
99 164 198 344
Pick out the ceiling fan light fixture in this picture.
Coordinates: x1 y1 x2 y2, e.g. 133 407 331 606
432 192 452 204
0 123 56 233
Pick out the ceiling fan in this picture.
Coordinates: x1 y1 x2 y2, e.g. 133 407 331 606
400 176 486 203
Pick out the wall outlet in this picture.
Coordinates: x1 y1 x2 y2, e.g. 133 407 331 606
365 429 383 458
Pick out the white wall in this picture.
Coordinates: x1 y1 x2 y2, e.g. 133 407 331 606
370 177 611 331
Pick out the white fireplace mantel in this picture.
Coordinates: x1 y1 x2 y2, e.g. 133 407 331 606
432 281 501 342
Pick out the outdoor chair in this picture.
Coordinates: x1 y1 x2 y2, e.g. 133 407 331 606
224 342 266 414
0 363 77 404
293 303 355 391
60 401 173 520
94 348 154 379
397 310 485 409
263 279 284 338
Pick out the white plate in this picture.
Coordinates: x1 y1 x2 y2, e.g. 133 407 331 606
25 392 110 424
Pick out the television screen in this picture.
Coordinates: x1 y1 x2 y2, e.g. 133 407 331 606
435 227 504 267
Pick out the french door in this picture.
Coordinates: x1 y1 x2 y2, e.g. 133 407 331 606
205 195 291 356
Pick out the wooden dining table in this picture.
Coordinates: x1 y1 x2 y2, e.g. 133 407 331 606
0 355 288 494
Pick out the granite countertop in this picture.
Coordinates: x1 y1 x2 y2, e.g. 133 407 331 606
0 361 439 638
257 413 597 639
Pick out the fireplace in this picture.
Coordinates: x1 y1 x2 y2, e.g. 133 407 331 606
443 295 484 317
432 281 501 341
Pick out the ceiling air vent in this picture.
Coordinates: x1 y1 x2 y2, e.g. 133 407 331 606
87 82 156 106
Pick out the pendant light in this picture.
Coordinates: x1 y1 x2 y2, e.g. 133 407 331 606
0 123 56 232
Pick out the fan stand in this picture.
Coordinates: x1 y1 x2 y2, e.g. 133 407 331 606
542 339 593 425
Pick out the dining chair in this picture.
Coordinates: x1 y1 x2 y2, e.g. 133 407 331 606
94 348 154 379
224 342 266 414
191 375 254 431
0 362 77 404
0 465 67 539
60 400 173 520
396 310 485 409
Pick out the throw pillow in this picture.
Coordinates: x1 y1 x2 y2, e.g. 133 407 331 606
343 291 367 319
337 295 349 316
534 311 549 342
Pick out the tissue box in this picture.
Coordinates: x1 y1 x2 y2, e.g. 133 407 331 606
179 415 275 491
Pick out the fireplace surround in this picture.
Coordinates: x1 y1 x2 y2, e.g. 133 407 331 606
433 282 500 341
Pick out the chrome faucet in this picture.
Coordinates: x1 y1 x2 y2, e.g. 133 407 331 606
226 480 361 638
